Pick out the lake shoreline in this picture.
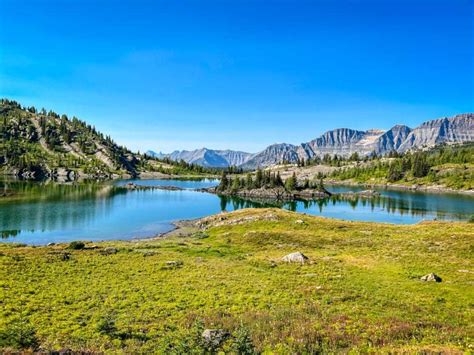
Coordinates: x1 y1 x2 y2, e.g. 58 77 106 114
325 179 474 196
1 178 473 246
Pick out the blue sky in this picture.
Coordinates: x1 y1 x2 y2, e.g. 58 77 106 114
0 0 472 153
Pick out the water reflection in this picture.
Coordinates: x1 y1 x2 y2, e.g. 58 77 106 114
0 179 472 244
218 192 473 222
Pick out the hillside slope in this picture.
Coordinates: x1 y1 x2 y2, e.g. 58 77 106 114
0 99 141 179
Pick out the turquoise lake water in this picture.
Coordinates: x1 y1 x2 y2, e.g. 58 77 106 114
0 179 472 244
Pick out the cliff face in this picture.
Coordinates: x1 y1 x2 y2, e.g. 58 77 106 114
398 114 474 152
373 125 412 154
241 143 300 170
307 128 385 157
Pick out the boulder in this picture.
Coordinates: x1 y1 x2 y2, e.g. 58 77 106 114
295 219 305 224
165 260 183 268
420 273 442 282
282 252 309 264
101 247 118 255
201 329 229 349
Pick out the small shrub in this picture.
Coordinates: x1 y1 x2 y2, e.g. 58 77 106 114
193 231 209 239
232 325 257 354
68 241 85 250
96 314 117 337
0 319 39 350
11 255 24 262
163 260 184 269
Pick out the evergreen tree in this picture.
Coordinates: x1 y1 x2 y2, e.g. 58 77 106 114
285 172 297 191
387 161 403 182
255 168 263 188
246 173 253 189
218 171 229 191
231 177 240 191
276 172 283 187
412 152 430 177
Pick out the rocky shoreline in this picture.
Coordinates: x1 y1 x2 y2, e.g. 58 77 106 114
325 179 474 196
122 182 186 191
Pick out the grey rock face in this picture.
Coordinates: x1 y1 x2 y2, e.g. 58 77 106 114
307 128 386 157
240 143 300 170
398 114 474 152
374 125 412 153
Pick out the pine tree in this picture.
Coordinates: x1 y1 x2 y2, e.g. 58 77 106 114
255 168 263 188
218 171 229 191
285 172 297 191
387 161 403 182
231 177 240 191
276 172 283 187
246 173 253 189
412 152 430 177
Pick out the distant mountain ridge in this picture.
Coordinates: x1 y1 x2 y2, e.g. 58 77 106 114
147 148 252 168
152 113 474 169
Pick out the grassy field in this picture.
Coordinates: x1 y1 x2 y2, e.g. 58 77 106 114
1 209 473 353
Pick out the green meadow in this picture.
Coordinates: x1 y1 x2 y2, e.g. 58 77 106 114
1 209 472 353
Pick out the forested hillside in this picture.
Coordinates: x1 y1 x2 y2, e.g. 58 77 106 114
0 99 223 179
328 143 474 190
0 99 143 179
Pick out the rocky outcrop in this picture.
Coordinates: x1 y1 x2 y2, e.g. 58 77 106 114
201 329 230 349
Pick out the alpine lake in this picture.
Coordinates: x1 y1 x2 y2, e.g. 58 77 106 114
1 178 473 245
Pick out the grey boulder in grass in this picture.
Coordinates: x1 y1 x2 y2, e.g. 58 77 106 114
420 273 442 282
282 252 309 264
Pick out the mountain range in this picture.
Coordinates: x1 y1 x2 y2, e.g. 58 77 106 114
149 113 474 169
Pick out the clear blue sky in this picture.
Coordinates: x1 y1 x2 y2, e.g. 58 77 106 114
0 0 472 153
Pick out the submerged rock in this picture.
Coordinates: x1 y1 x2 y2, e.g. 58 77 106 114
420 273 442 282
282 252 309 264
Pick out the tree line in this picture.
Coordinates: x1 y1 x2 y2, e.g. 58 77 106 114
217 169 325 193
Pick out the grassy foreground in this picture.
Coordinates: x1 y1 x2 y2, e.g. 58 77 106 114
0 209 473 353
